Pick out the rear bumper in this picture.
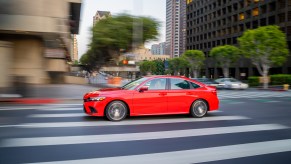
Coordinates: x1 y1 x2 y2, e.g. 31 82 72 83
209 98 219 111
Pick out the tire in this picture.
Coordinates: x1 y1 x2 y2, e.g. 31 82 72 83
105 101 128 121
190 99 208 118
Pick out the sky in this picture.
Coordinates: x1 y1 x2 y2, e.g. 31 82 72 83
77 0 166 59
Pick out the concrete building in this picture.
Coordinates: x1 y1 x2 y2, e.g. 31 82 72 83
0 0 81 90
151 42 166 55
72 34 78 62
130 47 170 61
186 0 291 79
166 0 187 58
151 44 160 55
93 11 111 25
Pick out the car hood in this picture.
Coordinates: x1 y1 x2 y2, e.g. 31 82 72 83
83 88 125 99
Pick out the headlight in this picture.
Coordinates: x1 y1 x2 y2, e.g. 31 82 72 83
88 97 106 101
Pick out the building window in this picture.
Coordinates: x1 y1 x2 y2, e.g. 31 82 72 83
288 11 291 21
261 5 267 14
252 8 259 16
239 13 245 20
278 13 286 23
254 0 260 3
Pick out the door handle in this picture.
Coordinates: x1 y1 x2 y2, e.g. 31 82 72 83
159 93 167 96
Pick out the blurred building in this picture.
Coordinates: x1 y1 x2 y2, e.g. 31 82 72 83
132 47 170 61
151 42 167 55
93 11 111 25
72 34 78 62
151 44 159 55
0 0 81 89
166 0 187 58
186 0 291 79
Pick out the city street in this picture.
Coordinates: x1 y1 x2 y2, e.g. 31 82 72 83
0 90 291 164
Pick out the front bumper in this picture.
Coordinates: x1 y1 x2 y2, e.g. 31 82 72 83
83 101 107 116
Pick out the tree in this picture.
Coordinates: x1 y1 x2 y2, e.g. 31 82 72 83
238 25 289 89
139 60 157 75
210 45 240 78
152 59 165 75
168 57 189 75
182 50 205 78
81 14 160 70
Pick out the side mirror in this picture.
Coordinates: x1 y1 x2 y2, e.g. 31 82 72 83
139 86 149 92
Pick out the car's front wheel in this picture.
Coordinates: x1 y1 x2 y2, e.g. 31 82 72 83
190 99 208 118
105 101 128 121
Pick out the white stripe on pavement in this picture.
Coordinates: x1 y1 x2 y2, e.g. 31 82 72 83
28 113 86 118
1 124 287 147
0 107 40 111
26 139 291 164
36 107 82 111
0 106 82 111
11 116 249 128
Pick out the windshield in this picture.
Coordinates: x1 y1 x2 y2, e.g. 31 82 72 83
121 77 149 90
228 78 240 82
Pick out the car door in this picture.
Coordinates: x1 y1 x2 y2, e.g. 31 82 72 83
132 78 168 115
167 78 201 113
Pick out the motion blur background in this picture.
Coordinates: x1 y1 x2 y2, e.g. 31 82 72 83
0 0 82 97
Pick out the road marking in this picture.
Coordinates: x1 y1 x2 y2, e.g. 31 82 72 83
36 107 81 111
0 106 82 111
44 104 82 106
0 106 39 111
265 101 281 103
28 113 86 118
0 124 287 147
6 116 249 128
218 91 291 99
26 139 291 164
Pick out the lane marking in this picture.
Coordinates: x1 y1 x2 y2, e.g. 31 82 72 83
1 124 287 147
28 113 85 118
36 107 82 111
26 139 291 164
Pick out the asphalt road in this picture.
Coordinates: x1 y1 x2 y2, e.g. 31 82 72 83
0 90 291 164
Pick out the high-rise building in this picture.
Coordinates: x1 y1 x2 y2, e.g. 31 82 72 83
186 0 291 79
166 0 187 58
93 11 111 25
151 42 167 55
159 42 167 55
151 44 160 55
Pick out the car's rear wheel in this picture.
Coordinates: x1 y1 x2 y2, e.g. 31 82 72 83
190 99 208 118
105 101 128 121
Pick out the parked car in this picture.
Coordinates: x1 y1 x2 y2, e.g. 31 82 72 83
83 76 219 121
215 78 249 89
191 78 219 87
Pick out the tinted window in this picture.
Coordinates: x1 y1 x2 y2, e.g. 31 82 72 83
190 81 200 89
144 78 167 90
170 78 190 89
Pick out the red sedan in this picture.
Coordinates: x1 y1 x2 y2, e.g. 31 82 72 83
83 76 219 121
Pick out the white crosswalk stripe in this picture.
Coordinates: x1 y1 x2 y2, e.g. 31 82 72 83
26 139 291 164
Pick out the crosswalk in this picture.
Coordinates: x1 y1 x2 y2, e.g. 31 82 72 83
218 90 291 99
0 103 291 164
